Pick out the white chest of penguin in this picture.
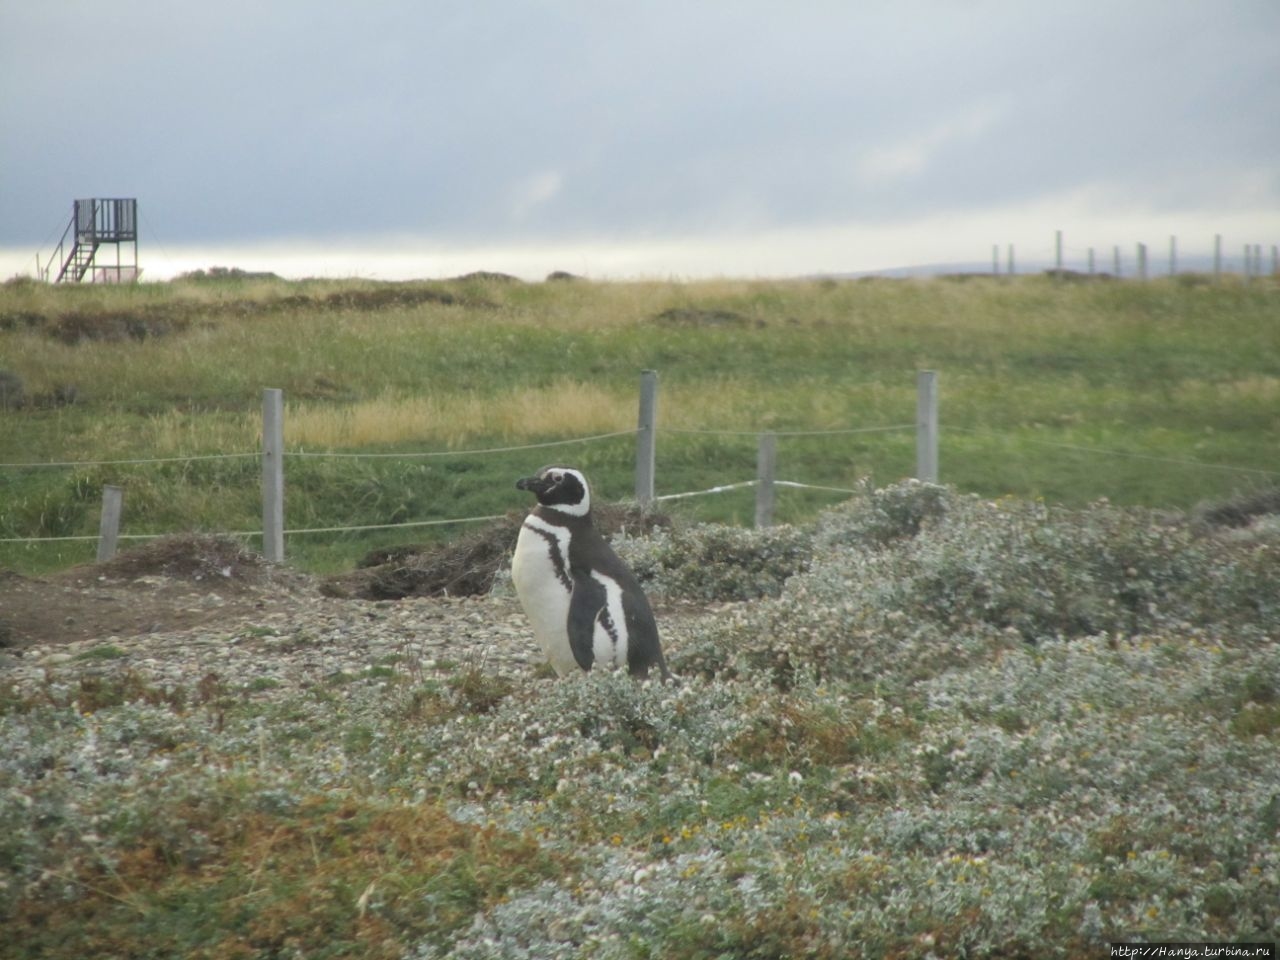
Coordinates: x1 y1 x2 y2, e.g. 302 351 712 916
512 513 628 676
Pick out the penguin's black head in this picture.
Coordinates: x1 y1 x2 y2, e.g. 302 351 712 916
517 466 591 517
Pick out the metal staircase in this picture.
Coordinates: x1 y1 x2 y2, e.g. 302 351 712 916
58 237 100 283
41 199 139 283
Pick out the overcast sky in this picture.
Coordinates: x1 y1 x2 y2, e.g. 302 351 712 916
2 1 1278 280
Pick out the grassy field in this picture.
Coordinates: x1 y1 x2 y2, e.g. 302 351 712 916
2 271 1278 573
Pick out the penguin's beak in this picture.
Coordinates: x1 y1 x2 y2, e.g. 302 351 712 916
516 474 545 493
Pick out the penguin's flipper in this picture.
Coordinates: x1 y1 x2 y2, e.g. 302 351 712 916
623 601 666 679
567 573 606 671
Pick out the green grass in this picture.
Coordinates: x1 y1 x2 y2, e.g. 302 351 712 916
2 272 1278 573
4 775 562 960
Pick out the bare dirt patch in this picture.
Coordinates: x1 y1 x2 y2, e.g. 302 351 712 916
0 535 312 650
0 509 673 651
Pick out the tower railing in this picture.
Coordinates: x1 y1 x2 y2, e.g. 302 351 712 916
40 198 139 283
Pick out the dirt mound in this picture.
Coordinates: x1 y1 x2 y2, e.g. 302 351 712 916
1039 269 1115 283
174 266 283 282
451 271 522 284
325 504 671 601
653 307 755 328
13 282 492 353
94 534 275 589
324 515 523 600
50 310 190 344
321 286 462 311
1194 486 1280 530
0 535 308 649
0 369 24 410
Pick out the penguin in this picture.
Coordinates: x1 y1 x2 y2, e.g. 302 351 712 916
511 465 671 680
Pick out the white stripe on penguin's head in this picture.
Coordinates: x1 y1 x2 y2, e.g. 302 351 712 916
516 466 592 517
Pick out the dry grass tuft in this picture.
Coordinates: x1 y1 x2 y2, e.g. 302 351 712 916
280 382 636 450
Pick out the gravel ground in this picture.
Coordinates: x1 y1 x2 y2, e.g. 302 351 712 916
2 575 704 700
0 528 704 699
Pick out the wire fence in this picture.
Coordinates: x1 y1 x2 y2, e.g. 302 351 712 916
2 371 1276 558
0 430 644 548
991 231 1279 281
0 429 885 547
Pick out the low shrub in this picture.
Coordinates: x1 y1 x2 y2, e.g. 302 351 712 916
615 522 813 602
814 478 951 548
672 482 1278 688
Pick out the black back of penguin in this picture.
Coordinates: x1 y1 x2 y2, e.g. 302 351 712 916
514 466 670 680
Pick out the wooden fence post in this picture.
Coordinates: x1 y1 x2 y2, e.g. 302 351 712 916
755 432 777 528
916 370 938 484
635 370 657 506
1214 234 1222 281
96 485 123 562
262 388 285 563
1137 242 1148 281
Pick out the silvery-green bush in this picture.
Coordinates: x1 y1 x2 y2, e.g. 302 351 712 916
672 483 1278 687
614 521 812 602
412 641 1280 958
814 477 952 548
